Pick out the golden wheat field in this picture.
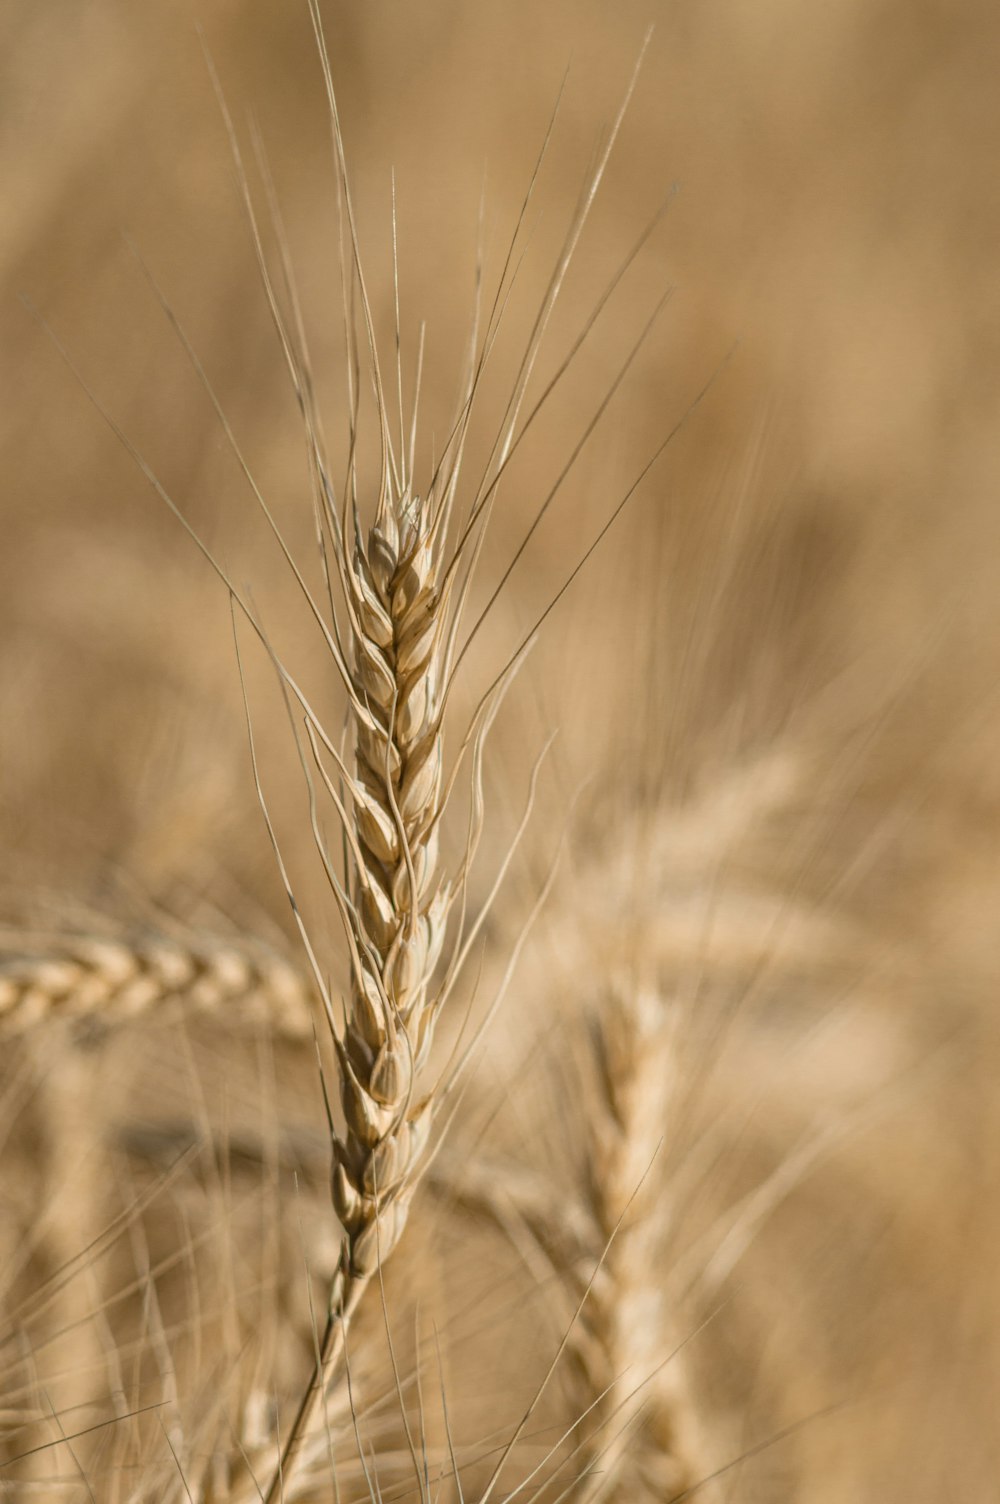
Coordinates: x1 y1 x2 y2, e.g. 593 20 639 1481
2 2 1000 1499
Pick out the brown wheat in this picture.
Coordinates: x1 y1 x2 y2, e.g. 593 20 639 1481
0 928 313 1039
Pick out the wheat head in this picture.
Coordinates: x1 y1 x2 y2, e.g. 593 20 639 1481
0 927 312 1039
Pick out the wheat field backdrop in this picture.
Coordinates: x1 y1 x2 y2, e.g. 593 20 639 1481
2 2 1000 1499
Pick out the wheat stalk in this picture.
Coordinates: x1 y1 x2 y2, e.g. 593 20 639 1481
201 14 672 1494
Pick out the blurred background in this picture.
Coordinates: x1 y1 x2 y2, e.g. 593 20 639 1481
2 0 1000 1497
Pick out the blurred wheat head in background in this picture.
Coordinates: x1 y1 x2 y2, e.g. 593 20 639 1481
3 1 1000 1501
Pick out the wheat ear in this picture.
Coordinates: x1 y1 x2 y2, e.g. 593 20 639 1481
322 486 453 1300
248 429 511 1500
567 973 703 1501
427 975 705 1499
0 930 312 1039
